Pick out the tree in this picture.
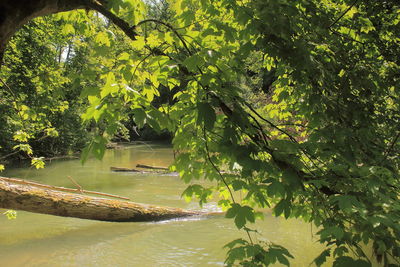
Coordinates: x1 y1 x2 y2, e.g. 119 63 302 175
0 0 399 266
0 16 89 163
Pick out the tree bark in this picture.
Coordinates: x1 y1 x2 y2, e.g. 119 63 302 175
0 178 201 222
0 0 139 65
0 0 88 64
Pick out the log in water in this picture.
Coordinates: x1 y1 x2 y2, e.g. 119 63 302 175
136 164 169 171
0 177 202 222
110 166 141 172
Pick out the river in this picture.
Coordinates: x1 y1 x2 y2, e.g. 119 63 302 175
0 143 330 266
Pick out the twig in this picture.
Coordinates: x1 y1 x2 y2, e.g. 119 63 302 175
67 176 83 193
329 29 365 45
0 77 18 99
0 150 20 161
0 176 130 200
328 0 359 28
381 131 400 162
136 19 192 55
243 102 298 143
242 101 323 169
203 127 255 245
203 127 235 203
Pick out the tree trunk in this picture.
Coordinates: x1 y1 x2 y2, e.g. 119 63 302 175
0 0 138 65
0 0 86 64
0 178 201 222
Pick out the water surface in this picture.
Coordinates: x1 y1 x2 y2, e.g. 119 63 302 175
1 143 328 266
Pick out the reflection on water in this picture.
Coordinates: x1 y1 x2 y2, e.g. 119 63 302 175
1 143 329 266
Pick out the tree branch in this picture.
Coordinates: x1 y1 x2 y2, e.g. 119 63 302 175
382 130 400 161
86 0 138 41
136 19 192 55
328 0 359 28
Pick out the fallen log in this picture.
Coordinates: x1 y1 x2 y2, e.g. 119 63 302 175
136 164 169 171
0 178 202 222
110 166 141 172
110 167 179 176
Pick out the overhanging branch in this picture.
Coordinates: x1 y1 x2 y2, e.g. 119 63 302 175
0 0 139 67
87 0 138 41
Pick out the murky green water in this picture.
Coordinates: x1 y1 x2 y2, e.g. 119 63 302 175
0 143 329 266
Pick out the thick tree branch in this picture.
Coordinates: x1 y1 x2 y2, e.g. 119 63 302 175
0 0 140 67
87 0 138 41
0 0 87 65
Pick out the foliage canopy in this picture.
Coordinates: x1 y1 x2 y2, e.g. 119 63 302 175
0 0 399 266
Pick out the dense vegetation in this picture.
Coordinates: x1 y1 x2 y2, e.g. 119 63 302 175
0 0 399 266
0 16 89 164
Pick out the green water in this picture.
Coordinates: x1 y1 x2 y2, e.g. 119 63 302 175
0 143 328 266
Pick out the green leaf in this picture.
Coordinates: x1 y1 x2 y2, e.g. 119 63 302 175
314 249 331 266
282 168 301 187
132 108 147 128
183 55 203 72
232 180 247 191
242 206 255 223
100 83 119 98
333 256 371 267
234 212 247 229
274 200 289 217
3 210 17 220
31 157 45 169
277 253 290 266
80 141 93 165
13 144 33 155
226 204 239 219
267 181 285 197
118 52 130 61
226 204 255 229
13 131 30 142
224 238 247 249
95 32 111 47
61 24 75 35
332 195 361 212
92 136 107 160
331 227 345 240
197 102 216 130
